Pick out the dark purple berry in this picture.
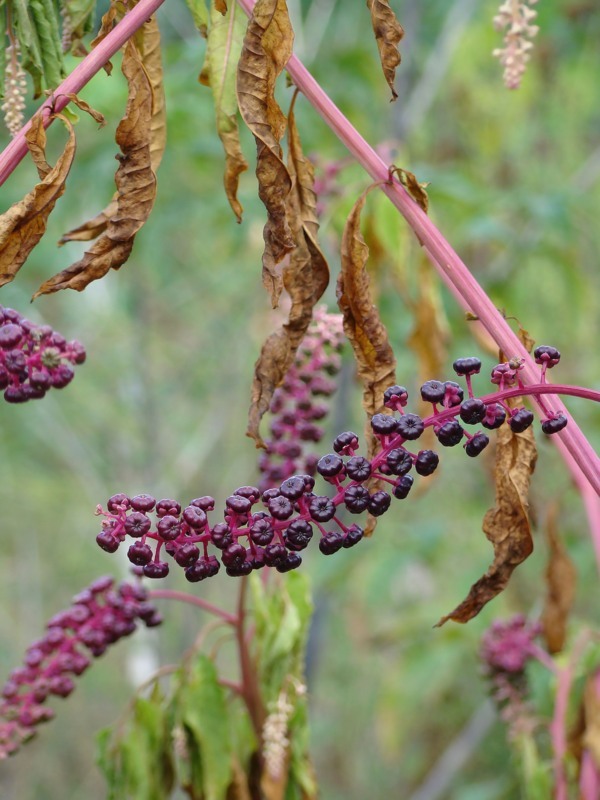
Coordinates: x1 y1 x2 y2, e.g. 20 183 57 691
442 381 464 407
464 433 490 457
189 496 215 511
452 357 482 376
267 495 294 521
234 486 260 503
345 456 372 482
49 365 74 388
415 450 439 476
174 543 200 567
482 403 506 430
397 413 424 441
156 499 181 517
371 413 399 436
157 515 181 541
344 484 371 514
386 448 413 476
127 541 153 566
317 453 344 478
89 576 114 593
0 366 8 390
226 495 252 515
298 422 322 442
301 474 316 492
210 523 233 550
185 557 219 582
29 370 51 390
393 475 414 499
264 543 288 567
510 408 534 433
226 561 253 577
276 552 303 573
143 562 170 579
541 414 568 435
124 512 152 538
319 532 344 555
183 505 207 529
435 420 464 447
534 346 560 368
459 398 487 425
279 476 306 500
4 385 27 403
284 520 313 551
342 524 364 548
420 380 445 404
333 431 359 455
96 531 119 553
130 494 156 512
222 543 247 568
309 495 336 523
368 491 391 517
383 385 408 410
0 323 23 349
49 676 75 698
250 518 274 546
107 494 130 512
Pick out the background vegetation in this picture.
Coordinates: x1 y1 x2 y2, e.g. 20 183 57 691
0 0 599 797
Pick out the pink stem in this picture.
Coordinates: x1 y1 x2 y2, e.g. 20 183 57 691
148 588 237 625
234 0 600 496
0 0 168 186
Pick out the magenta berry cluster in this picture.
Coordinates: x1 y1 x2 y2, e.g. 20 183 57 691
0 577 161 758
480 615 541 676
258 308 344 491
94 348 568 583
0 305 86 403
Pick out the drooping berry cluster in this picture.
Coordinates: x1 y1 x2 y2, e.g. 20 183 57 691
0 305 86 403
0 577 161 758
258 308 344 491
94 348 568 582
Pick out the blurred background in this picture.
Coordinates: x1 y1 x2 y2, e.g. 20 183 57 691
0 0 599 797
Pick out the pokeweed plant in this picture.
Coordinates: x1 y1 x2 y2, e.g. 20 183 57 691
0 0 599 797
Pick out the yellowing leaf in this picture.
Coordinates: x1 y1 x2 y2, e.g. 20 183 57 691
237 0 295 306
366 0 404 101
247 95 329 447
35 39 156 296
0 113 75 287
201 2 248 222
437 420 538 626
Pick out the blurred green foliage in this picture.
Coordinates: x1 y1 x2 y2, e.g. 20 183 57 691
0 0 599 798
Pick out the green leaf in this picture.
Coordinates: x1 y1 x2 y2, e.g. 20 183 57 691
12 0 44 96
174 654 233 800
185 0 209 37
64 0 96 35
29 0 65 90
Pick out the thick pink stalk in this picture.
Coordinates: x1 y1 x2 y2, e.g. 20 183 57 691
235 0 600 497
0 0 167 186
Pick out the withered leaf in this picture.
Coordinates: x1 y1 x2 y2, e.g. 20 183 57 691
437 420 538 626
66 93 107 127
540 502 576 654
366 0 404 101
215 0 228 13
60 16 165 246
237 0 295 306
407 256 449 394
201 2 248 222
90 1 119 73
35 39 156 296
0 113 75 287
392 166 429 213
247 94 329 446
26 113 52 178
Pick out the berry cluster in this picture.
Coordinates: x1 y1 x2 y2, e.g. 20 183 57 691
258 308 344 491
0 577 161 758
0 305 86 403
95 348 567 582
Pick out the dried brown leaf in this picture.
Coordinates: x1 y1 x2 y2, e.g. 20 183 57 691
237 0 295 306
215 0 228 12
392 167 429 213
437 420 538 626
90 1 119 74
540 503 576 654
0 114 75 287
34 39 156 296
25 113 52 178
66 94 107 127
366 0 404 101
247 95 329 446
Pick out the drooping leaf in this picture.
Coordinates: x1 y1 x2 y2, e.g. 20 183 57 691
392 166 429 213
65 93 107 127
366 0 404 101
540 502 576 654
185 0 209 36
63 0 97 52
215 0 228 13
200 1 248 222
29 0 65 91
36 38 156 295
0 113 75 287
437 419 538 626
237 0 295 306
247 95 329 447
12 0 44 96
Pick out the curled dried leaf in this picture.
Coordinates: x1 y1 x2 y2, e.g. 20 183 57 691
65 93 107 127
437 420 538 626
366 0 404 101
237 0 295 306
391 167 429 214
540 503 576 654
35 39 156 296
0 113 75 287
247 96 329 446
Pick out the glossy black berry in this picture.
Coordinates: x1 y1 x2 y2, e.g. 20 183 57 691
415 450 439 476
464 433 490 457
541 414 568 435
459 398 487 425
397 413 424 441
452 357 482 377
386 448 413 476
344 484 371 514
143 562 169 579
124 512 152 538
342 524 364 548
267 495 294 521
510 408 534 433
250 518 275 546
346 456 372 482
319 532 344 555
482 403 507 430
371 413 399 436
127 542 153 566
157 515 181 541
442 381 464 407
393 475 414 499
317 453 344 478
333 431 359 455
383 385 409 410
534 346 560 368
435 420 464 447
309 496 336 523
420 380 446 404
279 476 306 500
368 491 391 517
